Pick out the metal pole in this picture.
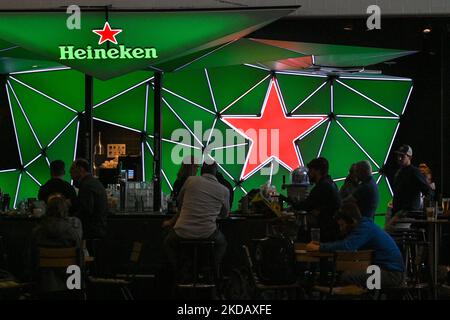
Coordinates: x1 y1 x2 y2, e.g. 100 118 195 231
153 72 163 211
440 24 446 196
85 74 94 172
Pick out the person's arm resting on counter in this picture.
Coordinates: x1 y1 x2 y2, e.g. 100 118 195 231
319 223 370 252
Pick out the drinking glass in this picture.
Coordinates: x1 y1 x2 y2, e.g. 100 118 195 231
310 228 320 242
442 198 450 215
426 207 435 221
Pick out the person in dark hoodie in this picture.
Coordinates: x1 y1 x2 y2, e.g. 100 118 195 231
28 194 83 294
293 157 341 242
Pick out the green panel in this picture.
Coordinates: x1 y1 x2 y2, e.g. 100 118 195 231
319 122 375 179
94 71 154 105
0 9 295 79
155 45 221 72
93 84 146 132
162 92 216 145
251 39 415 67
0 57 62 75
10 80 76 147
276 73 328 113
292 82 330 115
26 156 50 186
0 170 20 204
145 85 155 135
13 69 85 112
296 120 329 165
374 215 386 228
340 78 412 115
208 65 270 111
337 118 398 167
334 80 394 117
208 119 247 181
46 120 78 182
162 101 190 140
145 138 172 195
160 139 201 191
220 77 271 115
177 38 303 72
17 173 40 203
7 85 41 164
164 69 215 112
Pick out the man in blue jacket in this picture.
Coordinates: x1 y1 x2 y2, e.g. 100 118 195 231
306 203 404 289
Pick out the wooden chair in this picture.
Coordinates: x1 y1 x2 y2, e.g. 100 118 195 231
37 246 85 300
313 250 374 299
242 245 299 299
88 241 143 300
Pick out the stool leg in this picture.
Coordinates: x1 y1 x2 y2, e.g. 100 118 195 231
193 246 198 299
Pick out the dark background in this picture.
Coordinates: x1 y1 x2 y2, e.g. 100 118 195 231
1 17 449 195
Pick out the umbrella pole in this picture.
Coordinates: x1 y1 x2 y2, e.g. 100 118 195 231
153 71 163 211
85 74 94 172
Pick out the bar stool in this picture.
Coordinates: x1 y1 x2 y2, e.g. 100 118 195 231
84 238 103 276
390 228 431 299
175 240 219 299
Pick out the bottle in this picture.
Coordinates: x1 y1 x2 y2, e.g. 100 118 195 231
94 131 104 155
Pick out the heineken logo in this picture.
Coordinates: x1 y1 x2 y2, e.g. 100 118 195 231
59 21 158 60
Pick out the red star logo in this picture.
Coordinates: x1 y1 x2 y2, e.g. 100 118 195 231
222 78 326 180
92 22 122 45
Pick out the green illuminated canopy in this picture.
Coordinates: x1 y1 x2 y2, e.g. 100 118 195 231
0 8 298 79
251 38 417 69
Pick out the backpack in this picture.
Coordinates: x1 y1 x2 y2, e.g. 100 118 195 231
252 236 297 285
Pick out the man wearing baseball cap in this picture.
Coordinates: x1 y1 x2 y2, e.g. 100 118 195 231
387 144 432 227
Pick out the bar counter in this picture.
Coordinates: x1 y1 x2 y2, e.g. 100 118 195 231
0 211 274 293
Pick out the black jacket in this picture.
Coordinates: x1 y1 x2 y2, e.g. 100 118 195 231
38 178 77 204
294 175 341 242
75 175 108 239
392 165 431 213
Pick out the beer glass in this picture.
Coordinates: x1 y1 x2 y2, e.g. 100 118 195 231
442 198 450 215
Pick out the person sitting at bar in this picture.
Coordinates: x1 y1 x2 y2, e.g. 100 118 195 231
293 157 341 242
386 145 432 228
70 158 108 239
339 163 358 200
418 163 436 207
419 163 436 191
347 160 379 220
28 194 83 294
171 156 200 200
38 160 76 206
163 161 230 272
306 202 404 289
216 171 234 209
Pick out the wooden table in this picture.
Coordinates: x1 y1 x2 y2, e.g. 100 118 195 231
294 243 334 263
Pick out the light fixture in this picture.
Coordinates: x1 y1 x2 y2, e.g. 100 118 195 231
423 28 432 34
